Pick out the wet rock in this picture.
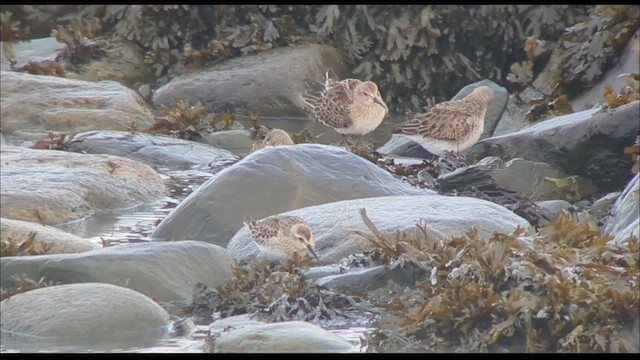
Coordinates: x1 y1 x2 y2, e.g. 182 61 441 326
228 194 532 264
604 173 639 245
0 37 68 72
0 240 233 302
68 130 238 170
0 146 166 225
0 218 100 255
153 44 348 117
0 71 155 140
469 101 640 192
492 158 597 201
438 157 596 202
315 266 387 292
376 80 509 156
151 144 431 245
202 129 255 155
206 319 354 353
534 200 574 226
590 191 621 219
0 283 170 351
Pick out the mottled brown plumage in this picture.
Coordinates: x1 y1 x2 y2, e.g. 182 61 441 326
398 86 495 155
302 72 388 137
244 215 318 262
251 128 295 152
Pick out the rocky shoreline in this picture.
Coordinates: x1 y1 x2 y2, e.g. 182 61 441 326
1 5 639 353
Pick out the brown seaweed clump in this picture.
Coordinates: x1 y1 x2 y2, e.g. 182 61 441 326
356 209 639 353
186 255 379 327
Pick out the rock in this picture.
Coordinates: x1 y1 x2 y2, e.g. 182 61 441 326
315 266 387 291
73 38 152 87
153 44 348 117
604 173 639 245
0 71 155 140
0 37 68 72
0 283 170 351
571 31 640 112
492 158 597 202
590 191 622 219
206 319 354 353
469 101 640 192
438 157 596 202
0 240 233 302
0 146 166 225
151 144 431 245
376 80 509 156
534 200 575 226
68 130 238 170
202 129 256 155
0 218 100 255
227 195 532 264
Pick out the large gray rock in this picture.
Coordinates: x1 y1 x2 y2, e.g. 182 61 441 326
0 146 166 226
0 71 156 140
206 318 354 353
376 80 509 156
0 283 170 351
468 101 640 192
0 217 100 255
0 240 233 302
153 44 348 117
228 195 532 264
438 157 597 201
151 144 431 245
604 173 639 245
68 130 238 170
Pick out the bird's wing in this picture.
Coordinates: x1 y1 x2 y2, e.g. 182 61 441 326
313 79 355 129
246 216 280 244
399 101 476 141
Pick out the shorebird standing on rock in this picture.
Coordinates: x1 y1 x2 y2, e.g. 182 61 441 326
244 215 319 263
397 85 494 156
301 71 388 145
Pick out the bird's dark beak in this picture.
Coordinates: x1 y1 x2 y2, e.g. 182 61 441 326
374 97 388 111
307 245 320 261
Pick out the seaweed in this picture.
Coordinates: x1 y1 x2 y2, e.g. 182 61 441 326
145 97 209 140
186 255 378 326
358 208 639 352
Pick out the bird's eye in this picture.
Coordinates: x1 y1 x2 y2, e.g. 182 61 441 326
297 236 305 242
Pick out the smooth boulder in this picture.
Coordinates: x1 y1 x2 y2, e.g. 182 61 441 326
0 71 155 140
69 130 238 170
151 144 431 245
228 194 532 264
0 240 233 302
0 283 170 351
153 44 347 117
206 319 354 353
1 217 100 255
0 146 166 225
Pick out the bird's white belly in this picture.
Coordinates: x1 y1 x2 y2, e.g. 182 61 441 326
399 134 458 155
343 113 385 135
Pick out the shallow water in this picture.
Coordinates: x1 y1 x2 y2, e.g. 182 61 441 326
3 133 384 353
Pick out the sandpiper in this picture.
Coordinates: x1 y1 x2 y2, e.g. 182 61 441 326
244 215 319 262
251 128 295 152
398 85 494 156
301 72 388 142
